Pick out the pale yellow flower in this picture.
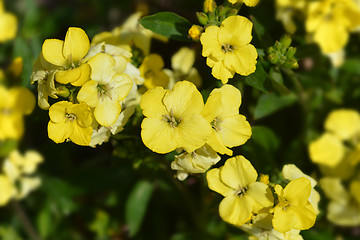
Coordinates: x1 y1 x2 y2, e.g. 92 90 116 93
0 0 17 42
0 175 15 206
207 155 274 226
200 15 257 83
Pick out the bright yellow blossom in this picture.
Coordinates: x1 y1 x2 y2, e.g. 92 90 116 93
139 54 169 89
42 27 91 86
47 101 93 146
207 155 274 226
306 0 360 53
0 86 35 140
200 15 257 83
77 53 133 127
0 0 17 42
320 178 360 226
282 164 320 215
324 109 360 141
228 0 259 7
171 144 220 181
140 81 212 154
3 150 43 200
0 175 15 206
202 84 252 155
272 177 316 233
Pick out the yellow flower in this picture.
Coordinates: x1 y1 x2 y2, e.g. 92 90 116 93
139 54 169 89
240 213 304 240
324 109 360 141
200 15 257 83
167 47 202 89
282 164 320 215
207 155 274 226
0 0 17 42
42 27 91 86
9 57 23 78
188 25 203 40
47 101 93 146
306 0 360 53
0 86 35 140
202 84 252 155
228 0 259 7
309 133 344 167
272 178 316 233
171 144 221 181
0 175 15 206
140 81 212 154
77 53 133 127
320 178 360 226
3 150 43 200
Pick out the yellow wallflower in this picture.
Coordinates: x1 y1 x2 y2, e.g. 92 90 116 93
272 178 316 233
0 86 35 140
171 144 221 181
47 101 93 146
240 213 304 240
0 175 15 206
167 47 202 89
282 164 320 215
3 150 43 200
200 15 257 83
139 54 169 89
202 84 252 155
140 81 212 154
77 53 133 127
309 109 360 169
320 178 360 226
0 0 17 42
207 155 274 226
228 0 259 7
306 0 360 53
42 27 91 86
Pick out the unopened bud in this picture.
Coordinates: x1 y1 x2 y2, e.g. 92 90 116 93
56 85 70 98
227 8 239 17
280 35 292 49
196 12 208 26
286 47 297 59
188 25 203 40
204 0 217 13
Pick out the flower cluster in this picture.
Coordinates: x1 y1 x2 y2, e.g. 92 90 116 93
276 0 360 65
207 156 318 239
32 27 140 146
0 0 17 42
0 150 43 206
140 81 252 180
309 109 360 226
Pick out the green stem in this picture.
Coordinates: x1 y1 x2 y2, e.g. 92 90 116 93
12 201 42 240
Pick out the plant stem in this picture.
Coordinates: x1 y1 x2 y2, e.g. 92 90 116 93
12 201 42 240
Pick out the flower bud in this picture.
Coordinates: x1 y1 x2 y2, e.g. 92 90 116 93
196 12 208 26
188 25 203 40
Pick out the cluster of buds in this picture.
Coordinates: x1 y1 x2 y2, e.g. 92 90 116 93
196 0 239 28
267 35 298 69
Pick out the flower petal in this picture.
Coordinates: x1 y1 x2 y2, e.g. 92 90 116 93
94 97 121 127
140 86 168 118
63 27 90 62
219 195 253 226
77 80 99 108
42 39 66 66
207 168 234 197
88 53 116 84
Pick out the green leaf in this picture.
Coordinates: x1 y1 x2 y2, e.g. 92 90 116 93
342 58 360 75
251 126 280 153
125 180 154 237
243 61 269 92
140 12 192 41
269 67 289 94
254 92 297 119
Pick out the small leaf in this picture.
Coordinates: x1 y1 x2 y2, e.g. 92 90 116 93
254 92 297 119
251 126 280 152
125 180 154 237
269 67 289 94
243 61 269 92
140 12 192 41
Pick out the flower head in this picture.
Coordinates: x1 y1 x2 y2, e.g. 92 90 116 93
200 15 257 83
140 81 212 154
0 0 17 42
207 155 274 226
47 101 93 146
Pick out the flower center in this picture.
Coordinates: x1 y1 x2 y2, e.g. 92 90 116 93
235 186 248 197
222 44 236 53
65 113 77 122
1 108 13 115
162 109 182 128
97 84 114 100
211 117 222 131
